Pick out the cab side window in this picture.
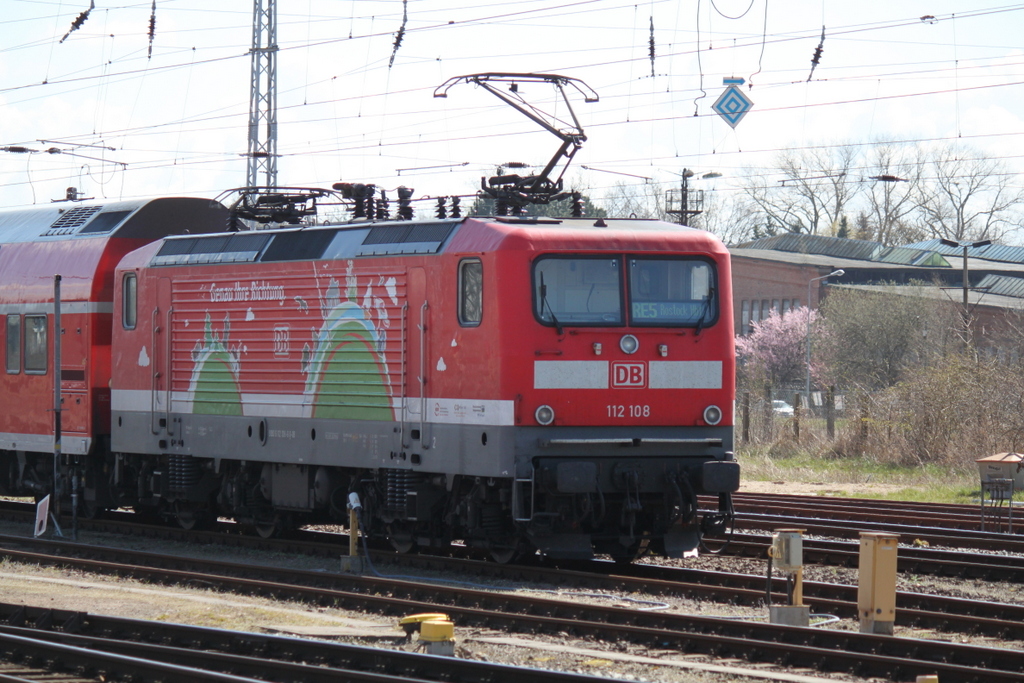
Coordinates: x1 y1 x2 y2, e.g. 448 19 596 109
123 273 138 330
458 259 483 326
5 315 19 374
24 315 47 374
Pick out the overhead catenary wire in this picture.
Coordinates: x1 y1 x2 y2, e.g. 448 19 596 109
5 43 1022 150
2 0 1024 208
8 5 1020 101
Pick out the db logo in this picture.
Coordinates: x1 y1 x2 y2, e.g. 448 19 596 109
612 362 646 388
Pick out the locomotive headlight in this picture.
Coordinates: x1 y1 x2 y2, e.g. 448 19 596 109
535 405 555 426
619 334 639 354
703 405 723 426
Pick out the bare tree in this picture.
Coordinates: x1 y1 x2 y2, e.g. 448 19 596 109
691 188 761 246
740 144 861 235
914 144 1024 242
817 284 956 390
738 164 807 234
864 141 924 245
602 180 667 220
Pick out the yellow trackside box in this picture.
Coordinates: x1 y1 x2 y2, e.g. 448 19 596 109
858 532 899 635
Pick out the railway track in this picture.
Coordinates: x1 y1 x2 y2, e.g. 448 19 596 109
718 533 1024 582
0 602 612 683
6 526 1024 640
724 492 1019 535
8 497 1024 592
6 494 1021 546
1 532 1022 682
4 497 1024 633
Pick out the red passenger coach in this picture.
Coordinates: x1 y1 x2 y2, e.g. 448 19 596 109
0 198 228 503
109 214 738 560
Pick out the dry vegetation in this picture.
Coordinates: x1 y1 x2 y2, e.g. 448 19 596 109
738 285 1024 502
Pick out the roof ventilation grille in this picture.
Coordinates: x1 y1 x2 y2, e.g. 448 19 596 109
43 206 102 236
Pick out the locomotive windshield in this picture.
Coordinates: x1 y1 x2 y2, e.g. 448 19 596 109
533 256 716 327
534 257 623 325
628 257 716 326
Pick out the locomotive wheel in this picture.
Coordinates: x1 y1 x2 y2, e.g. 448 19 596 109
80 498 103 520
607 537 650 564
386 523 417 554
488 537 528 564
254 514 283 539
254 521 277 539
175 502 213 531
253 510 292 539
489 546 519 564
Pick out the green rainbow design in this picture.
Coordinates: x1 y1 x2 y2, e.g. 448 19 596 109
189 312 243 416
304 298 394 421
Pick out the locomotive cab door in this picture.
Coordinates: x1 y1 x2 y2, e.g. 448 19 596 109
150 277 173 437
403 267 430 456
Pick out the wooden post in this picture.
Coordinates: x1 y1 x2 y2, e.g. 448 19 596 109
859 395 869 442
741 392 750 444
793 392 801 442
340 494 364 573
348 506 359 557
826 385 835 440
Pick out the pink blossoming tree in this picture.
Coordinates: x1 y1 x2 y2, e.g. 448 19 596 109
735 307 816 390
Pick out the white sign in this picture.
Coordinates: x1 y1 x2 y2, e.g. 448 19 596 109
34 495 50 537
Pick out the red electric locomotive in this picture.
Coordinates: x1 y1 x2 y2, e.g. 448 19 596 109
0 198 227 506
106 212 738 560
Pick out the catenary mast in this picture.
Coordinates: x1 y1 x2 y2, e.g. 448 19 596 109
246 0 277 190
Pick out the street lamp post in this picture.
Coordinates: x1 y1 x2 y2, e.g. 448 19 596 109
805 269 845 403
939 238 990 338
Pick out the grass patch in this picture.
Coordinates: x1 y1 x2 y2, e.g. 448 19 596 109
736 443 989 503
853 486 983 505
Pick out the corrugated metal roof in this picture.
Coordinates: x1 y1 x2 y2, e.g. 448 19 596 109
833 283 1024 311
904 239 1024 265
873 246 950 266
739 233 954 267
977 243 1024 263
740 233 883 260
977 274 1024 299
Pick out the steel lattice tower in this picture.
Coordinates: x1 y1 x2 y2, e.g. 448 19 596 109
246 0 277 190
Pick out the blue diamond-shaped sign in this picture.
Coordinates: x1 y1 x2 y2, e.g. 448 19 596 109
712 85 753 128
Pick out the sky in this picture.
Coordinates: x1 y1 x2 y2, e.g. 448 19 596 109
1 0 1023 218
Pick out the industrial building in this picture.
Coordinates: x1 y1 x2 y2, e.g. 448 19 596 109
730 234 1024 359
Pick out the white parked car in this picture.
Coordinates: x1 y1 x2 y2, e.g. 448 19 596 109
772 400 795 417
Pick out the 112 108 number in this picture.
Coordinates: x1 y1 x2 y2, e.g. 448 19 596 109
607 404 650 418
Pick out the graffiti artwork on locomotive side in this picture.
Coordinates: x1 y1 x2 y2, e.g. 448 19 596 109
300 264 398 421
188 312 243 416
178 260 401 421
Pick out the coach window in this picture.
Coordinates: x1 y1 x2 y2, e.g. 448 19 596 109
123 273 138 330
458 259 482 326
24 315 47 374
5 315 19 374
